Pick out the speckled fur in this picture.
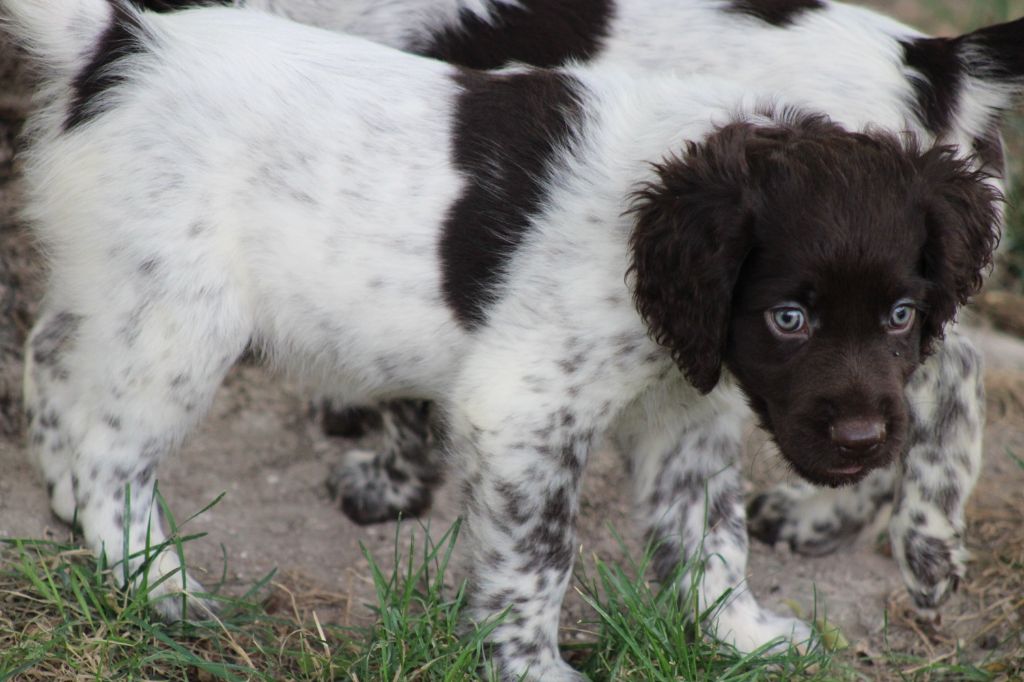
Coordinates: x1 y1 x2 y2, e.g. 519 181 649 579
8 2 1007 679
254 0 1024 613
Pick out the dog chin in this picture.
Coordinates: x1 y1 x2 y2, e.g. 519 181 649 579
782 448 893 488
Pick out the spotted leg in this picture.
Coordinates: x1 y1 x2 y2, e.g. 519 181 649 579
746 468 896 556
449 321 677 682
891 331 983 611
24 286 248 620
319 399 384 438
25 310 84 525
326 398 445 524
613 381 812 653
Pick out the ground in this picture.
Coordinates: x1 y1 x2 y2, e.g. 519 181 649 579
0 4 1023 678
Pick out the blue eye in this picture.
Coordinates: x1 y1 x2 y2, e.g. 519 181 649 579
888 302 916 332
767 305 809 338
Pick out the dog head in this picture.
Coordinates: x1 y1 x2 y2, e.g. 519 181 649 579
629 112 1000 486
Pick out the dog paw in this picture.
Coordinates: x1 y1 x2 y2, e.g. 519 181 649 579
712 608 814 654
326 447 433 525
747 481 873 556
746 489 794 546
746 482 824 549
889 511 967 610
47 471 78 525
133 548 218 622
488 657 588 682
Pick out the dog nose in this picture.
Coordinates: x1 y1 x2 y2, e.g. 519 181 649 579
829 416 886 452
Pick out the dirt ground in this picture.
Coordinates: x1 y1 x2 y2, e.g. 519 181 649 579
0 10 1022 676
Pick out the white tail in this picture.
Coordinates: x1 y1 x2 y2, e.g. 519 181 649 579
3 0 115 77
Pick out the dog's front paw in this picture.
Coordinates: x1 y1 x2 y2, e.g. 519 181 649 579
133 548 219 622
47 470 78 526
889 508 967 610
712 607 814 654
487 655 588 682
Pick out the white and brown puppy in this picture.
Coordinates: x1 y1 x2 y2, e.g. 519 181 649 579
133 0 1024 614
7 1 1007 679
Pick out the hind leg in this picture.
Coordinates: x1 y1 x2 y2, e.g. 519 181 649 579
25 310 85 525
326 398 444 524
26 286 249 620
746 467 895 555
319 399 383 438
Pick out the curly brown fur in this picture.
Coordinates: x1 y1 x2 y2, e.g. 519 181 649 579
630 113 1000 486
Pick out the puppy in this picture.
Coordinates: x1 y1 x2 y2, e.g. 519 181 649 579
8 2 1001 679
150 0 1024 612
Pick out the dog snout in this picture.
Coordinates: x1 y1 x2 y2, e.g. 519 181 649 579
829 415 887 453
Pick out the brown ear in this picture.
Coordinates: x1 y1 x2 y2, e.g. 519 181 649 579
628 123 759 394
916 148 1002 353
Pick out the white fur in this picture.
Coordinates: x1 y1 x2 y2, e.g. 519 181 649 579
239 0 1015 154
9 4 827 678
7 2 1010 678
270 0 1007 616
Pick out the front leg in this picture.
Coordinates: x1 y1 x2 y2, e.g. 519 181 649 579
892 331 983 611
449 322 663 681
454 405 593 682
614 383 812 652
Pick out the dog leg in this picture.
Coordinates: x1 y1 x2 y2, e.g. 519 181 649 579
25 310 85 525
448 330 644 682
319 399 383 438
455 414 590 682
891 331 983 610
26 282 248 620
746 467 895 555
326 399 444 524
617 387 812 653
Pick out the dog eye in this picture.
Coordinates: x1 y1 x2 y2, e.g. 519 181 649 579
887 302 916 333
766 305 809 339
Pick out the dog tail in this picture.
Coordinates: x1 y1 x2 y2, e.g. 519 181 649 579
957 17 1024 95
2 0 128 79
905 17 1024 133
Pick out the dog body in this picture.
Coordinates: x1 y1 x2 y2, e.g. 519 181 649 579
208 0 1013 156
8 2 1004 679
177 0 1024 611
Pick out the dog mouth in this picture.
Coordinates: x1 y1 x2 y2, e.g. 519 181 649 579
782 442 894 488
828 463 866 477
820 464 869 487
793 461 871 487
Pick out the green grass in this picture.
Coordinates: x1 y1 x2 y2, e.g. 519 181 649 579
0 503 850 682
1 496 1018 682
570 534 838 681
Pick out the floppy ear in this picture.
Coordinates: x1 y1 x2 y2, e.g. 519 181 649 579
916 147 1002 353
628 123 759 394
